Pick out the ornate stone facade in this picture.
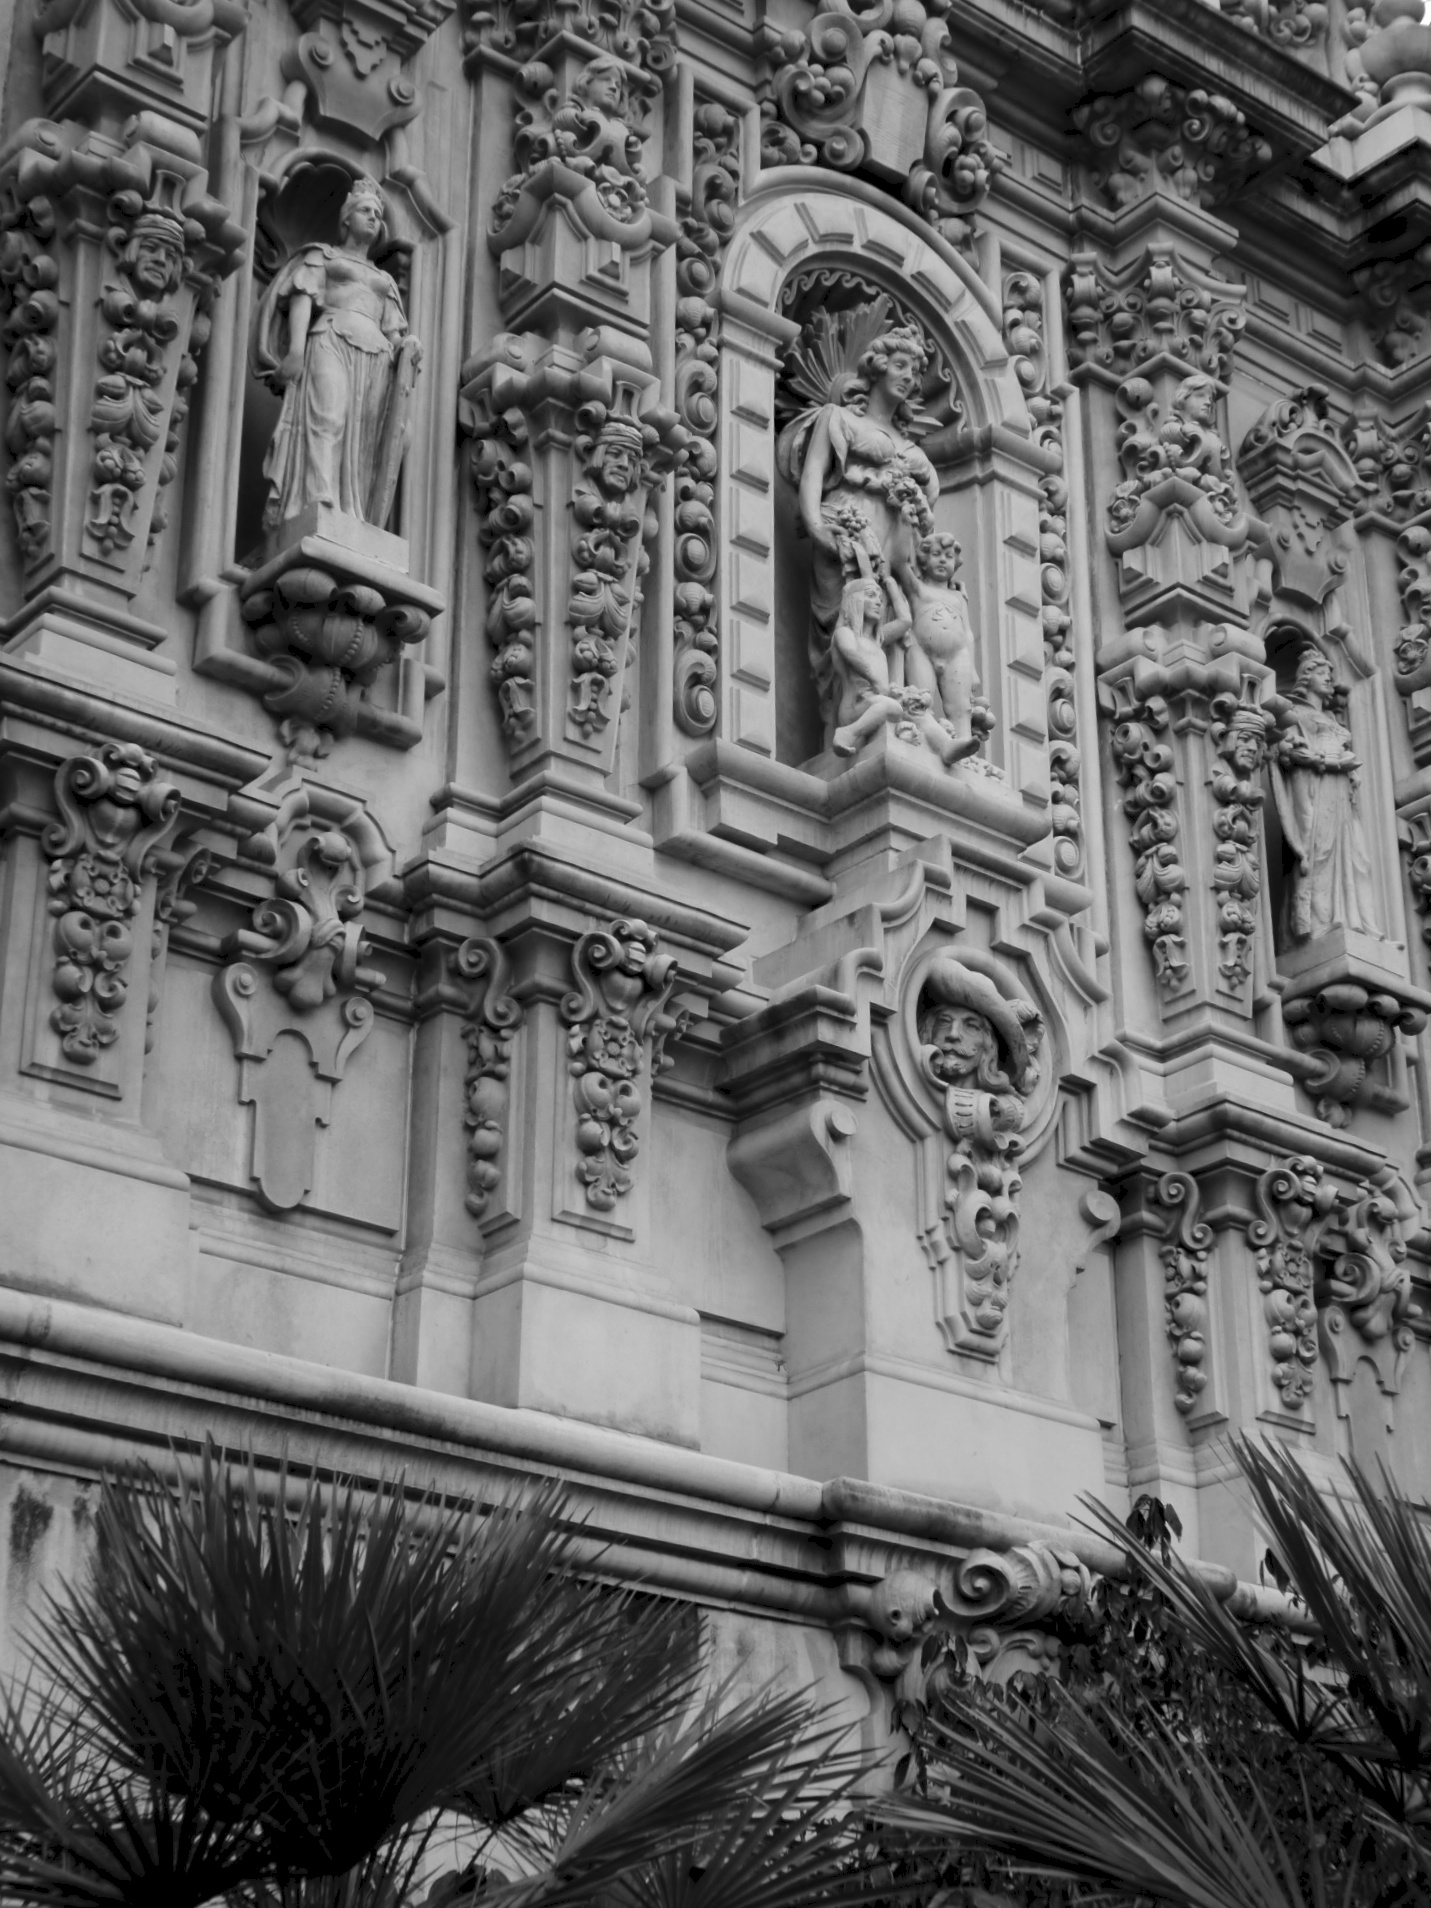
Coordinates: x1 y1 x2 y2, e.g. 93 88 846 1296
1 0 1431 1759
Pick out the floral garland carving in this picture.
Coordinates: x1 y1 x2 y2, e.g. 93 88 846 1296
464 347 537 746
0 173 60 567
1249 1155 1333 1410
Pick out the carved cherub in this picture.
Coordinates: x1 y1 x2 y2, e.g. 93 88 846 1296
904 531 981 755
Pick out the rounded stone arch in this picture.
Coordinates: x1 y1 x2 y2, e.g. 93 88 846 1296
711 170 1039 764
720 169 1030 437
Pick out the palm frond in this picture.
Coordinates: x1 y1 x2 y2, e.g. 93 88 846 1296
879 1687 1312 1908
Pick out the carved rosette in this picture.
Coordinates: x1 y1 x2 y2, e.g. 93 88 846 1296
560 919 680 1213
914 957 1044 1360
1155 1172 1212 1416
1072 77 1274 212
672 102 739 738
1004 268 1082 878
759 0 1003 246
0 116 242 594
456 937 524 1220
1105 687 1188 993
213 828 384 1212
43 744 181 1068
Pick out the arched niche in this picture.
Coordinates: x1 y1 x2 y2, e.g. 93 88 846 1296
715 172 1045 798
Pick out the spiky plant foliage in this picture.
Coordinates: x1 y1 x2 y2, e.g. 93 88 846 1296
873 1441 1431 1908
0 1447 878 1908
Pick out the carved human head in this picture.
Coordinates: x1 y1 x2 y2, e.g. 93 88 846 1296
123 210 185 299
839 572 885 632
856 323 929 407
916 532 962 584
575 55 628 116
590 413 645 495
867 1571 937 1645
916 957 1042 1099
1174 373 1219 427
339 176 387 251
1291 645 1335 706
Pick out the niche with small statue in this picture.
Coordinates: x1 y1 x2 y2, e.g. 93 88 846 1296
772 273 994 777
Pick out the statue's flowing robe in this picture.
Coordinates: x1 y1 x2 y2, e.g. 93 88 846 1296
255 245 407 530
1272 701 1381 942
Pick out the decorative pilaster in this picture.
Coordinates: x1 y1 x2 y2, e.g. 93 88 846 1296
1071 243 1273 1018
0 0 244 631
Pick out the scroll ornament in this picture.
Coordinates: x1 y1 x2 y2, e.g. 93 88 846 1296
457 937 524 1220
1072 76 1274 212
1247 1155 1418 1410
1064 245 1247 387
917 959 1043 1357
561 919 681 1213
44 744 180 1067
759 0 1003 247
213 829 384 1212
491 56 658 247
1155 1171 1212 1417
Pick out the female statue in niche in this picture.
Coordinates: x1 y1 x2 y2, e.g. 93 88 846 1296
253 175 421 536
1271 647 1382 944
777 296 977 763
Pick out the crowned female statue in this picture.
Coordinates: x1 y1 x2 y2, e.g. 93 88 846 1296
253 175 421 537
1271 647 1382 945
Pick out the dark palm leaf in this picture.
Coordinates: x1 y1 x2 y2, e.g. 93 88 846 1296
878 1686 1312 1908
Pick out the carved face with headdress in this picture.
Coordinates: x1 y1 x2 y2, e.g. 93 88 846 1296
916 957 1042 1101
1290 646 1335 708
851 324 929 420
589 414 645 497
122 210 185 300
338 177 387 253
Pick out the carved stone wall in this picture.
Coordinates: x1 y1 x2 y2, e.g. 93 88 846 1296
0 0 1429 1759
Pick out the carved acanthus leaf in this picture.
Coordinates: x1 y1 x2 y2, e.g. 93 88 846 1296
1064 246 1247 385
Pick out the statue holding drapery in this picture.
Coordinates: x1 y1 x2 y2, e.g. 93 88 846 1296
776 295 981 768
1271 647 1382 945
253 176 421 537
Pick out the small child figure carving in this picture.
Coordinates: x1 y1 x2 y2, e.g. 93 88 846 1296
830 574 907 758
904 532 981 759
